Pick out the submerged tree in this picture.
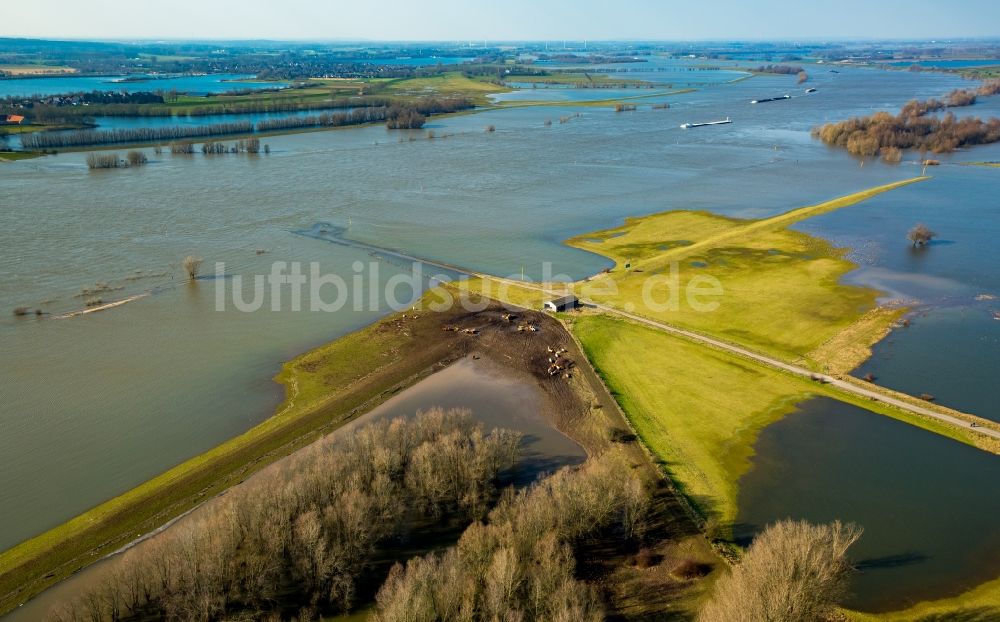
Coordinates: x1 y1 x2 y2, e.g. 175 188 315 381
907 223 937 247
698 519 863 622
182 255 204 280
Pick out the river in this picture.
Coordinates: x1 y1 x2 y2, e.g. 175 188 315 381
1 57 998 609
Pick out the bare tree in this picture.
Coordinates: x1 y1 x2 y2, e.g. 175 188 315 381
46 410 521 621
907 223 937 247
126 150 148 166
183 256 204 280
698 520 863 622
374 453 643 622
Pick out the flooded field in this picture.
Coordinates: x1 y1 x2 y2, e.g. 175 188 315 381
2 58 999 607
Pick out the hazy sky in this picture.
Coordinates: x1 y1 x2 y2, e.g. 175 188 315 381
5 0 1000 41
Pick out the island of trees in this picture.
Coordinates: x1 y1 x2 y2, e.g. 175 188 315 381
812 81 1000 160
752 64 804 75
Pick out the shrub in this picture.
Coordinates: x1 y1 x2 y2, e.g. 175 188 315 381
907 223 936 247
697 520 862 622
126 150 147 166
182 255 203 280
945 89 977 107
880 146 902 163
86 153 121 169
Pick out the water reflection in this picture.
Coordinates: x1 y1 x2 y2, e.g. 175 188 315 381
737 397 1000 611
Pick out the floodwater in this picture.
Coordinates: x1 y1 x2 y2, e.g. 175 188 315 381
4 109 362 150
0 73 289 98
358 357 585 481
2 57 999 605
793 162 1000 420
2 356 583 621
736 397 1000 611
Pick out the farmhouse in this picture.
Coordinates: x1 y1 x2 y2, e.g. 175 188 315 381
543 294 578 312
3 114 25 125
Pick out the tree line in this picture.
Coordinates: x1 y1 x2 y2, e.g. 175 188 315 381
21 97 473 148
256 106 390 132
21 121 254 149
46 409 520 622
3 94 404 122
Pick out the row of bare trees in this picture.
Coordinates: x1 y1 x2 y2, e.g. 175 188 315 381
201 137 262 154
22 121 255 149
256 106 389 132
85 151 149 169
372 453 648 622
46 409 520 622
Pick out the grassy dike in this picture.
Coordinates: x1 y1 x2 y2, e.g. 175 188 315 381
570 314 986 528
0 292 474 616
568 178 929 366
846 575 1000 621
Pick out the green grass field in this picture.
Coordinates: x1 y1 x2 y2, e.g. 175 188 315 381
958 65 1000 79
379 71 510 105
568 179 927 366
573 313 811 526
505 72 650 87
0 151 44 161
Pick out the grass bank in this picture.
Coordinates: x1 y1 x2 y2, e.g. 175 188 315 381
846 574 1000 621
0 150 44 161
573 313 809 527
